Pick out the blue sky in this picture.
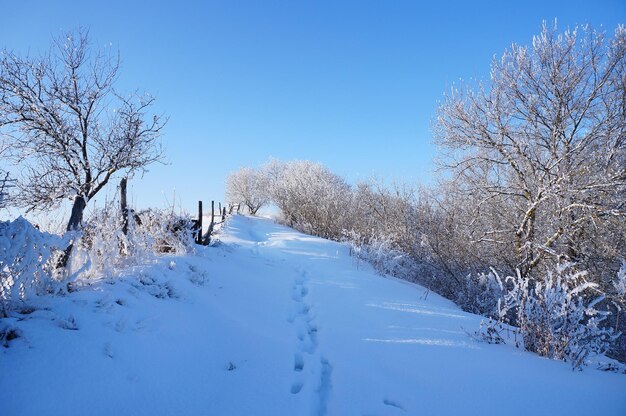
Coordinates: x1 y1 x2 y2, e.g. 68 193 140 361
1 0 625 215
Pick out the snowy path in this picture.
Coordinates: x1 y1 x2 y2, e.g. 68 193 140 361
2 215 625 415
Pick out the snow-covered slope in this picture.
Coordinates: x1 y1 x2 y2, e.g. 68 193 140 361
2 215 625 415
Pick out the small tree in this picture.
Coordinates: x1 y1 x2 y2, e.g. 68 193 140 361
0 28 164 230
225 167 269 215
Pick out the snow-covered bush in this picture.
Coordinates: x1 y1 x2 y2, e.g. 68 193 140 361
270 160 351 240
73 208 127 279
132 209 196 255
347 232 419 283
495 264 619 369
0 217 69 314
456 269 504 316
72 207 195 279
611 262 626 362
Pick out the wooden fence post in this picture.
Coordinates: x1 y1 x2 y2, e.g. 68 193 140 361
120 177 129 235
204 200 215 245
222 207 226 221
196 201 203 244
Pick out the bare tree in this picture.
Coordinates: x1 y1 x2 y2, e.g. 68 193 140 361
0 28 164 230
435 22 626 279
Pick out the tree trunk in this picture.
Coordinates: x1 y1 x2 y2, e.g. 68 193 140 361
58 195 87 269
66 195 87 231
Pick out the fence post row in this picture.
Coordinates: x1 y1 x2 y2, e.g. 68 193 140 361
192 200 234 246
116 182 227 247
197 200 230 246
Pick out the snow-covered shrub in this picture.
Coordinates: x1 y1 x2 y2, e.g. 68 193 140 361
269 160 352 240
347 232 419 283
496 264 619 369
471 318 507 345
0 217 69 314
132 209 196 255
607 261 626 362
72 207 195 279
456 268 504 316
73 208 127 279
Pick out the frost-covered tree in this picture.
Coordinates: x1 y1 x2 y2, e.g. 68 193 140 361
0 28 164 230
270 160 351 239
225 166 269 215
435 22 626 279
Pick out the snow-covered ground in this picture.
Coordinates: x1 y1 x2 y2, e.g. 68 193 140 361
2 215 625 415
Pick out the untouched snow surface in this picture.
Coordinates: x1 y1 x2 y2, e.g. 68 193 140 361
2 215 625 415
